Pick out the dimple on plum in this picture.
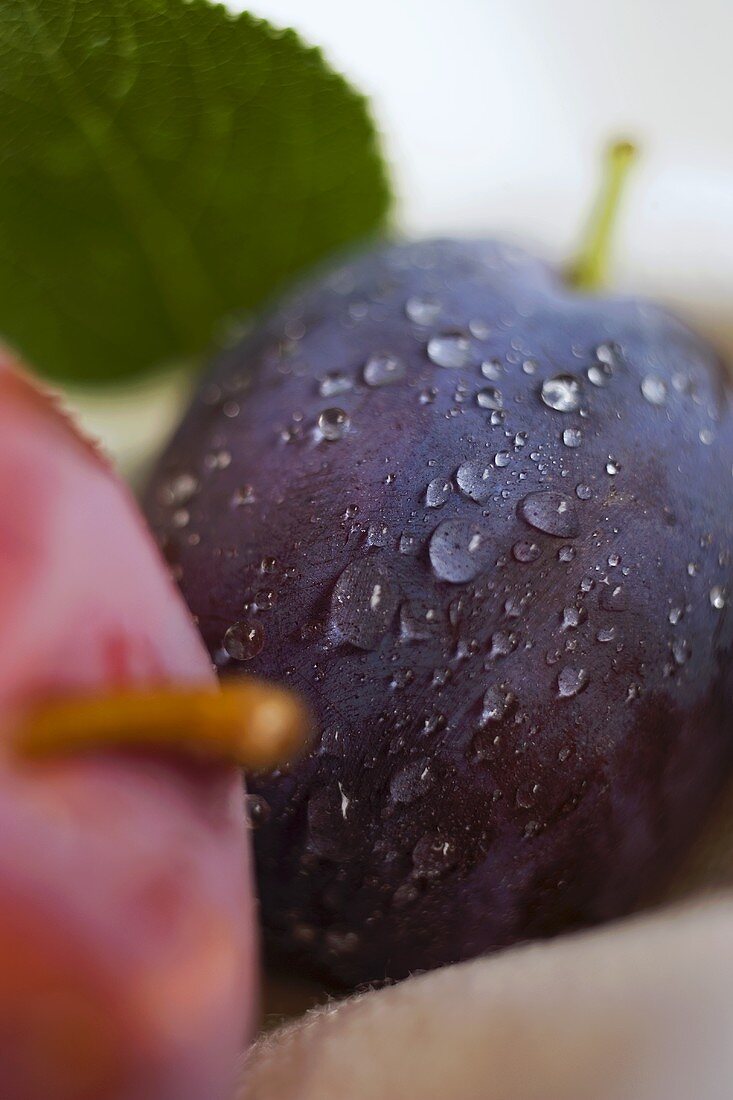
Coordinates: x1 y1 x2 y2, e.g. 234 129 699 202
146 238 733 987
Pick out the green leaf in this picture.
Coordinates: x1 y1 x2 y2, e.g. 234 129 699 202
0 1 391 384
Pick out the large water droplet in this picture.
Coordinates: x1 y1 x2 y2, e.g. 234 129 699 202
561 605 586 629
557 665 589 698
319 372 353 397
405 296 442 326
596 343 619 366
204 449 231 471
641 375 667 406
390 760 434 804
425 477 452 508
512 540 541 563
318 407 350 441
587 363 613 387
252 588 276 611
588 345 617 385
329 559 399 649
469 319 491 340
159 472 199 506
427 333 472 369
429 519 487 583
476 386 503 410
456 460 493 503
710 585 727 610
481 685 513 722
518 491 580 538
562 428 582 448
366 522 389 547
363 353 406 387
480 359 501 380
399 532 417 554
541 375 581 412
223 620 265 661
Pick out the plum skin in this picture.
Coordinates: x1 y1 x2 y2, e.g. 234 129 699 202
146 239 733 987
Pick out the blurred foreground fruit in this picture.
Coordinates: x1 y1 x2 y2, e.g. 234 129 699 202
0 355 255 1100
147 238 733 986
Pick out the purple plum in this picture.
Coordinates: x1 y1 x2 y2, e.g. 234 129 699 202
146 238 733 986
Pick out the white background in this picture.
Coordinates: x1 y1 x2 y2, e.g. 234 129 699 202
238 0 733 353
79 0 733 471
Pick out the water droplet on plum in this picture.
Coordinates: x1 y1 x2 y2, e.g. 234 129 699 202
476 386 503 410
318 407 350 441
541 375 581 412
329 559 399 649
563 428 582 448
319 372 353 397
429 519 487 583
512 540 541 563
159 472 199 506
405 296 441 326
427 333 472 369
223 620 265 661
363 353 406 387
557 665 589 697
425 477 452 508
710 585 727 610
641 375 667 405
456 460 493 503
518 491 580 538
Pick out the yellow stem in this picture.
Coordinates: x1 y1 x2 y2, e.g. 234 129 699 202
568 140 638 291
13 680 312 771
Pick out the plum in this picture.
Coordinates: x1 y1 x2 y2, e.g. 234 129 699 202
147 237 733 987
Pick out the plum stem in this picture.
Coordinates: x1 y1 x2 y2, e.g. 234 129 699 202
568 140 638 291
13 680 312 771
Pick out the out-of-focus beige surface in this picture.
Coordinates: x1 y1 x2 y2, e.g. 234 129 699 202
247 0 733 361
68 366 195 486
241 895 733 1100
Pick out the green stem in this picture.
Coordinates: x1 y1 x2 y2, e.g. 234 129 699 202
568 140 638 292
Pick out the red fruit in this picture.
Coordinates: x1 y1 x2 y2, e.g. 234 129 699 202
0 353 256 1100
